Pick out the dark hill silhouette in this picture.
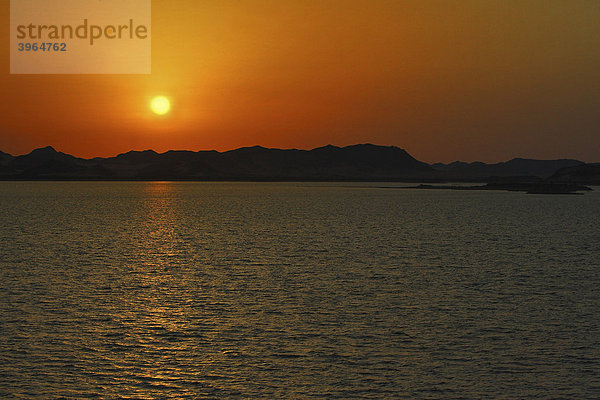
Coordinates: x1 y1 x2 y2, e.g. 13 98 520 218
0 144 594 182
7 146 92 178
548 163 600 185
0 150 13 168
0 144 432 180
432 158 584 180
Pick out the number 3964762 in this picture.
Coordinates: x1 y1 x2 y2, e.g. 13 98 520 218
17 43 67 52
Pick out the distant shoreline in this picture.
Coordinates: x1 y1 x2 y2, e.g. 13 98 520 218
393 183 593 195
0 180 595 194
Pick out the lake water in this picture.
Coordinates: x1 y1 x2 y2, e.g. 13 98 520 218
0 182 599 399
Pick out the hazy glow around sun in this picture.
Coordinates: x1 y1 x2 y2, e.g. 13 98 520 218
151 96 171 115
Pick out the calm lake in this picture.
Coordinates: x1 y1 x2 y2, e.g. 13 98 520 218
0 182 599 398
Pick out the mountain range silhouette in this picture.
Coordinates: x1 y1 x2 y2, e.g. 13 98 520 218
0 144 597 184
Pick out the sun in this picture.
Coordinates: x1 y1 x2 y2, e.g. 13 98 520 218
150 96 171 115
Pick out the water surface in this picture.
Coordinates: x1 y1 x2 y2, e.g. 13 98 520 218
0 182 599 398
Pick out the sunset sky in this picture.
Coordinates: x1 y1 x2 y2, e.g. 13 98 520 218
1 0 599 163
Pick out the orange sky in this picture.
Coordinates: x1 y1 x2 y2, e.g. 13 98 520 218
1 0 599 163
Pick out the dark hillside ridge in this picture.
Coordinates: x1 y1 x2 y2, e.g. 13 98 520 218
0 144 594 183
432 158 584 180
548 163 600 185
0 144 432 181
